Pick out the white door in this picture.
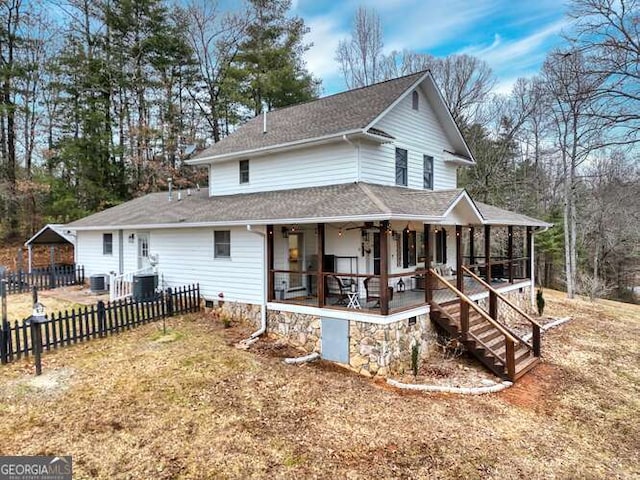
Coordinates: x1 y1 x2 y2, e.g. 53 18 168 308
137 232 151 270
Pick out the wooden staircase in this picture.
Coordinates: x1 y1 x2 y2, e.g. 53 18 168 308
429 268 541 382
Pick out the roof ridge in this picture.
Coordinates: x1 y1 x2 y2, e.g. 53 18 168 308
358 183 392 215
267 70 429 115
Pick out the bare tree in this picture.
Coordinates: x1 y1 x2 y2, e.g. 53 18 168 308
335 6 384 89
567 0 639 142
380 51 495 125
542 49 610 298
183 0 249 143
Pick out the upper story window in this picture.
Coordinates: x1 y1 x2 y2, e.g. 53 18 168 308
103 233 113 255
424 155 434 190
395 148 408 186
214 230 231 258
412 91 419 110
239 160 249 184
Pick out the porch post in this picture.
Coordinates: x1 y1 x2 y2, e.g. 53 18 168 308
484 225 492 284
317 223 325 308
424 223 432 303
507 226 514 283
380 220 389 315
267 225 274 301
485 225 497 320
456 225 463 292
526 226 532 279
529 226 535 308
469 226 475 267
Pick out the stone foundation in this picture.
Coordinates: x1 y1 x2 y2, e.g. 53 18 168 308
266 310 321 353
349 314 438 377
263 308 437 378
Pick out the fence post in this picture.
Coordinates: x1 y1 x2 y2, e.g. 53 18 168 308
166 288 174 317
97 301 106 337
0 278 8 364
32 286 38 304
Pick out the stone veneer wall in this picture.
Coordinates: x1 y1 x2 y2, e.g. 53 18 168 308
263 308 437 378
349 314 438 377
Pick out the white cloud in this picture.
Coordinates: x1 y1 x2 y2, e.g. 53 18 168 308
460 19 568 71
303 14 346 82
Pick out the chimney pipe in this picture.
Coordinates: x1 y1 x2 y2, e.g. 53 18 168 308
168 177 173 201
187 188 191 196
263 108 267 134
178 189 182 201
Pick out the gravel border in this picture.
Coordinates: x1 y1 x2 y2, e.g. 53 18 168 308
387 378 513 395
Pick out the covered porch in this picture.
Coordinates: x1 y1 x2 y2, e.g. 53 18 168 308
266 220 535 316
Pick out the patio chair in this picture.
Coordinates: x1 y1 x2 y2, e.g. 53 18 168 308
326 275 349 305
363 277 393 306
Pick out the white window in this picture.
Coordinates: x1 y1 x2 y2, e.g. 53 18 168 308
103 233 113 255
424 155 434 190
214 230 231 258
239 160 249 184
395 148 408 186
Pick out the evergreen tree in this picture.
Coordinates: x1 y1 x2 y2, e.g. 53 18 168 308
229 0 319 116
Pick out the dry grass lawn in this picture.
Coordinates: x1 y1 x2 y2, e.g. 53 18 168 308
0 289 638 479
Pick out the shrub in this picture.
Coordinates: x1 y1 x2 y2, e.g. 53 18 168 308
536 289 545 317
411 343 419 377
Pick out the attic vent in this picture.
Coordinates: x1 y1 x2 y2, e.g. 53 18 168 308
412 91 419 110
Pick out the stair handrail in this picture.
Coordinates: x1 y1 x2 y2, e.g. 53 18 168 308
461 266 542 329
429 269 520 345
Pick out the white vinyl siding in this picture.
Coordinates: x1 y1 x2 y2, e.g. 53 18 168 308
144 227 264 304
359 87 458 190
77 231 120 277
209 142 356 196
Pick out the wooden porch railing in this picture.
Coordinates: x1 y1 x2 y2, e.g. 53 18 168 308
462 265 541 356
430 268 524 379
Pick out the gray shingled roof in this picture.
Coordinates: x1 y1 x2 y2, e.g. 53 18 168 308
191 72 425 160
476 202 551 228
67 183 550 229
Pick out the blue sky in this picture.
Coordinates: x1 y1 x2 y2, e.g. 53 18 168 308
292 0 571 95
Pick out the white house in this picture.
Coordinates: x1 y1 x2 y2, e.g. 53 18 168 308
68 71 551 381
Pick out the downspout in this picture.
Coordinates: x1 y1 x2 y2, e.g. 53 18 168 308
243 225 267 342
343 134 360 182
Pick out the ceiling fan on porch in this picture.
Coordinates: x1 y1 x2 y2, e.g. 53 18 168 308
345 221 375 231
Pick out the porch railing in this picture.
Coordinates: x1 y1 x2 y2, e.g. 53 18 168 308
270 269 430 314
110 267 153 302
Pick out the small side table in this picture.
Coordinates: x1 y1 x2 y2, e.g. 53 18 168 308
347 291 361 309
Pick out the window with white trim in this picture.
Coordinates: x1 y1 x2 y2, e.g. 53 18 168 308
395 148 408 186
214 230 231 258
239 159 249 184
424 155 434 190
103 233 113 255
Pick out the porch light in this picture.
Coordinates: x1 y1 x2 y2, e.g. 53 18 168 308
281 227 289 238
396 279 406 292
404 223 410 233
338 228 343 237
128 233 135 243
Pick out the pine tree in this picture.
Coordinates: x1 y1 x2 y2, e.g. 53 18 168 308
229 0 319 117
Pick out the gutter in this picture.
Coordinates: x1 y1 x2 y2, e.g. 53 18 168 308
242 225 267 341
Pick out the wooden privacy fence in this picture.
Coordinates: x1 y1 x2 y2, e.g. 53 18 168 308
0 265 85 295
0 284 200 365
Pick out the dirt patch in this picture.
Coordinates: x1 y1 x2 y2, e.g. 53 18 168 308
0 367 74 401
498 362 563 411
